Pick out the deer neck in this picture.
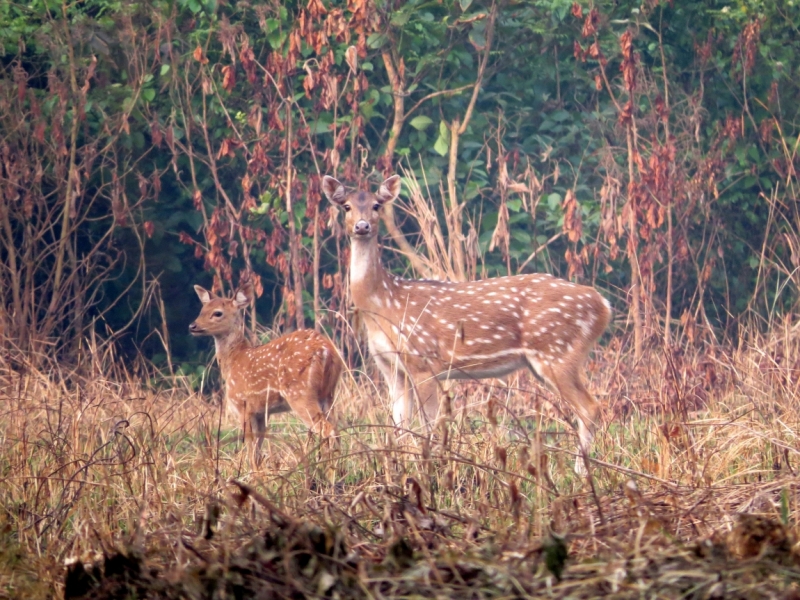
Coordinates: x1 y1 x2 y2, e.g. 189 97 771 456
212 328 248 380
349 236 390 309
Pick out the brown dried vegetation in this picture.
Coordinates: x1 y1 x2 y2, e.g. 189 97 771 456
3 317 800 598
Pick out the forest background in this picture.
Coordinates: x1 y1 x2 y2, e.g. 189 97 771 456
1 0 798 372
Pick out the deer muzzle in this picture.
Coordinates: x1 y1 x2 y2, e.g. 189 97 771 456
353 220 371 236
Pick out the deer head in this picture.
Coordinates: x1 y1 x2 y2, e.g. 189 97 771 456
322 175 401 239
189 282 253 338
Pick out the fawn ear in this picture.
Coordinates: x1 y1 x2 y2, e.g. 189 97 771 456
322 176 346 205
233 282 253 309
194 285 212 304
377 175 401 205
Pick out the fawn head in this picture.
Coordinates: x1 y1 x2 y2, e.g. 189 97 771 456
322 175 402 239
189 282 253 337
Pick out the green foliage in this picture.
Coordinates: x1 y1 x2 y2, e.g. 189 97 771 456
2 0 799 364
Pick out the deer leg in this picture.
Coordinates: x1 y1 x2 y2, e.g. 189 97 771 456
389 374 413 430
550 368 600 473
374 355 413 430
283 389 337 439
248 410 266 467
525 355 598 469
413 376 440 432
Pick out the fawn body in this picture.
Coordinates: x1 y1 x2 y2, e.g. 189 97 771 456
190 283 341 464
323 175 611 459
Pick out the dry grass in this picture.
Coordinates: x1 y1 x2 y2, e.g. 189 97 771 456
2 323 800 599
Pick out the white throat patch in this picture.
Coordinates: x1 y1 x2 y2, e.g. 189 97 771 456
349 241 375 284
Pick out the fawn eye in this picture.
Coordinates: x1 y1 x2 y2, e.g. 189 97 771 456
343 204 351 212
212 310 223 318
372 203 380 211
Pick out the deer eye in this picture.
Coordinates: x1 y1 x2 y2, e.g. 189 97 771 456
212 310 223 318
343 204 351 212
372 203 380 211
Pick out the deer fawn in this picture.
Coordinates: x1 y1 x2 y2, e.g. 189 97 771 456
189 282 341 466
323 174 611 467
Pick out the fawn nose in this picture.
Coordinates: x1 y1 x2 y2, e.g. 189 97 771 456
354 220 371 236
189 321 200 333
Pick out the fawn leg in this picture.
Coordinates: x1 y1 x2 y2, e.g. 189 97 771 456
247 410 266 468
283 387 337 439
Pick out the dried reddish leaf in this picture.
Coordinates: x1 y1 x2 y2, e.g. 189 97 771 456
562 189 583 243
619 30 636 92
581 8 598 38
573 41 586 62
345 45 358 73
151 121 163 147
13 62 27 102
34 121 46 144
218 139 230 159
144 221 155 238
221 64 236 92
303 71 315 98
308 0 327 19
618 100 633 126
239 39 256 85
193 45 209 64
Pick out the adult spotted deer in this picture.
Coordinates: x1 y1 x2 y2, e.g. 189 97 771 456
323 174 611 464
190 282 341 465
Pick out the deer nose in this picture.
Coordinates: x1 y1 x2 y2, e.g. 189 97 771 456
189 322 199 332
354 220 371 236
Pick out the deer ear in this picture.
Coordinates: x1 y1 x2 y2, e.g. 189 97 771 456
322 176 346 205
377 175 401 205
194 285 212 304
233 283 252 309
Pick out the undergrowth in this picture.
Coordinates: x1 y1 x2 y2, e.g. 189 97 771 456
2 323 800 598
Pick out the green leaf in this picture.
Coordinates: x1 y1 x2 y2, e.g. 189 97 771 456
409 115 433 130
512 229 531 244
160 64 170 76
265 18 280 33
460 0 473 10
142 88 155 103
367 32 388 49
507 198 522 212
309 120 332 135
468 27 486 49
439 119 450 142
433 134 449 156
390 11 410 26
551 109 570 122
